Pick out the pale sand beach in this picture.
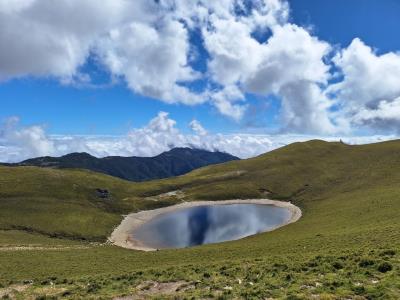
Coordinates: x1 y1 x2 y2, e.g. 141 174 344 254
109 199 302 251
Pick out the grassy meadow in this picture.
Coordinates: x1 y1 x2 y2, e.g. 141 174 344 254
0 140 399 299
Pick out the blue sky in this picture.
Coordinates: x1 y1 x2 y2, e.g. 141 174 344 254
0 0 397 135
290 0 400 53
1 0 400 161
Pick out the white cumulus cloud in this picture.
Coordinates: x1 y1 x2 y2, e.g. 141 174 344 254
189 120 208 136
0 0 334 130
0 117 55 161
330 38 400 131
1 1 400 135
0 113 398 163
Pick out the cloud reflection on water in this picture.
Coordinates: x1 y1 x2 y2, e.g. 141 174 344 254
132 204 290 249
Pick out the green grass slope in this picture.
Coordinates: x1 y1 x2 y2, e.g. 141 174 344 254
0 166 181 242
0 140 400 299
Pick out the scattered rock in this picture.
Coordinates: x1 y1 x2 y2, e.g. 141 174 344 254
145 190 186 202
300 284 315 290
258 188 273 195
96 188 110 199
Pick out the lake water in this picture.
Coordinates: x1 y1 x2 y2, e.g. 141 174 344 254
131 204 291 249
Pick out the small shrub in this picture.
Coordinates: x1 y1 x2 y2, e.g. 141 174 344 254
358 259 374 268
379 250 396 257
40 280 50 285
331 280 342 287
286 295 303 300
352 285 366 295
22 280 33 284
61 291 72 297
87 282 101 293
307 261 318 268
332 261 343 270
377 262 392 273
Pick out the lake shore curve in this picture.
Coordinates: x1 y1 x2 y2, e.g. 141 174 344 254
109 199 302 251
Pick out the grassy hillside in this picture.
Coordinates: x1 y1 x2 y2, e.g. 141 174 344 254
0 166 183 242
0 140 400 299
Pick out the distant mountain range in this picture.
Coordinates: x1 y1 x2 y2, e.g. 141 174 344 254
3 148 239 182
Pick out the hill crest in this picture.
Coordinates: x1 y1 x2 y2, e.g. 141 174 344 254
3 147 239 182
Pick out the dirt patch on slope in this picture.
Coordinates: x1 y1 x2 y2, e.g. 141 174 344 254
113 281 194 299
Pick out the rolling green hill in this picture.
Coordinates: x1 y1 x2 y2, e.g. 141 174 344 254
0 140 399 299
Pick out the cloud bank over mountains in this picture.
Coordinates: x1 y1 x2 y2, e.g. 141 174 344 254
1 113 397 163
1 0 400 134
1 0 400 161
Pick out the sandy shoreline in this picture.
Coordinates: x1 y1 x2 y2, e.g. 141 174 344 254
109 199 302 251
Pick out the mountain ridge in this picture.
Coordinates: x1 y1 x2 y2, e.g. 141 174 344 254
2 147 239 182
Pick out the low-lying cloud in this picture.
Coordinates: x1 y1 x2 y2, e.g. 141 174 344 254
0 113 398 163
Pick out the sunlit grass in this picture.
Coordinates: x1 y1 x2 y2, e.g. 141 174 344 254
1 140 400 298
